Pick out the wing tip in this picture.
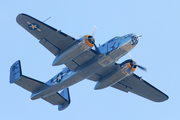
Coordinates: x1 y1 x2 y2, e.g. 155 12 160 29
16 13 58 32
142 79 169 102
16 13 26 23
155 95 169 102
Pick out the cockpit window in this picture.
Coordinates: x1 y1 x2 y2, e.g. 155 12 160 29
115 36 120 40
121 36 125 40
107 36 120 43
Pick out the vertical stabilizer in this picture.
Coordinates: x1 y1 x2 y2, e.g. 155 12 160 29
10 60 22 83
10 60 44 92
58 88 71 111
41 88 71 111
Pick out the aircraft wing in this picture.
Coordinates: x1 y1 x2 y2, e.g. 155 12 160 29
112 73 169 102
16 13 76 56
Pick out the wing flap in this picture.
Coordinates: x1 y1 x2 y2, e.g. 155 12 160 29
39 38 61 55
112 73 169 102
16 13 75 56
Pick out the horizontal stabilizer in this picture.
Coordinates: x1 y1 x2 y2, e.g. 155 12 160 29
42 88 70 111
10 60 44 92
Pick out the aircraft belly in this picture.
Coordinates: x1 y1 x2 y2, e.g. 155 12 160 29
108 42 135 61
78 49 128 79
45 74 84 96
31 72 85 100
108 48 127 60
78 55 116 78
79 62 102 78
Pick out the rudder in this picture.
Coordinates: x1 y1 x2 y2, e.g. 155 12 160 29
10 60 22 83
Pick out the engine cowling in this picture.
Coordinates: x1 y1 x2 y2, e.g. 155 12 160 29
52 35 95 66
94 59 137 90
85 35 95 47
127 60 137 72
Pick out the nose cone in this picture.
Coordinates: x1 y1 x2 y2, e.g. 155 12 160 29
131 34 141 45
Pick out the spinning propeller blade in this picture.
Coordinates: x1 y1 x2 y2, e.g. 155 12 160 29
135 65 147 72
92 25 97 37
91 25 100 54
128 52 147 72
78 35 82 38
128 53 133 60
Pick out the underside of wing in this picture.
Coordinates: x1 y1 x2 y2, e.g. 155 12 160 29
16 13 76 56
112 73 169 102
65 49 97 71
87 62 119 81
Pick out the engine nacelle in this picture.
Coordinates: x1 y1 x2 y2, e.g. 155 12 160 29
52 35 95 66
94 59 136 90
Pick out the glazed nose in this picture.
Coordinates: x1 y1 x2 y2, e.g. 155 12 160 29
131 35 141 45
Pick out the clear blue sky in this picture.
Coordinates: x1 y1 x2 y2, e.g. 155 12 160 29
1 0 179 119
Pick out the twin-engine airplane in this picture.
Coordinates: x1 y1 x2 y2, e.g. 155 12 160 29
10 13 168 111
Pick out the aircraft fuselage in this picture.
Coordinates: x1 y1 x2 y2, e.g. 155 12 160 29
31 34 138 100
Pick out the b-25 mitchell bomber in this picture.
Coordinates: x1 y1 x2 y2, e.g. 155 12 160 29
10 13 168 111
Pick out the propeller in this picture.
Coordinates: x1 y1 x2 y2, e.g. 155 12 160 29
92 25 97 37
128 53 133 60
79 25 100 54
88 25 100 54
128 53 147 72
135 65 147 72
79 25 97 39
138 35 142 37
78 35 82 38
